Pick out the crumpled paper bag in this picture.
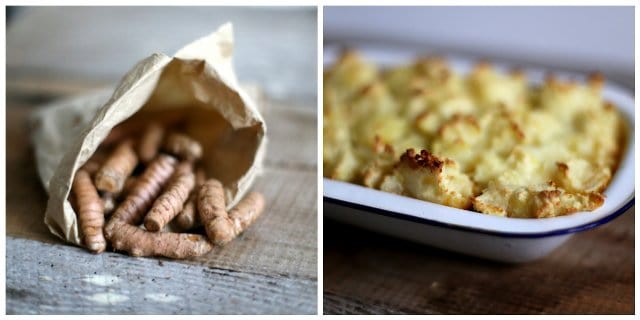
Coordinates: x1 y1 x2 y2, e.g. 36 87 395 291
30 23 267 245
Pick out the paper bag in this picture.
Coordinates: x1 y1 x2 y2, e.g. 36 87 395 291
30 23 267 245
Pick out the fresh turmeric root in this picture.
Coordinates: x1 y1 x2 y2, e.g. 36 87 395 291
197 179 227 244
138 122 164 163
104 154 177 239
144 162 196 232
163 132 203 161
227 192 265 237
81 159 102 176
121 176 138 198
73 123 265 259
198 179 266 245
173 197 198 231
174 168 206 230
95 139 139 193
81 149 109 176
109 223 213 258
102 192 116 215
72 169 106 253
106 158 212 258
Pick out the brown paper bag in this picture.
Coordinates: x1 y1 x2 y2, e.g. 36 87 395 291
30 23 267 245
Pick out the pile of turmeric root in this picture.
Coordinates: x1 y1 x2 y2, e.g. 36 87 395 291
70 122 265 259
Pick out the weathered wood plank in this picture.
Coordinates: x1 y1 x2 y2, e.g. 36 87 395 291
324 208 634 314
323 292 414 315
6 237 317 315
262 100 317 171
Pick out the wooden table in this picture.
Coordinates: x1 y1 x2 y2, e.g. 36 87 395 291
6 77 318 314
324 206 634 314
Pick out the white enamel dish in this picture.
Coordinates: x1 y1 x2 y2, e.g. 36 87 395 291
323 45 635 263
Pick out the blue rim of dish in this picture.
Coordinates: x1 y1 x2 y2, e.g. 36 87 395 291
324 195 635 239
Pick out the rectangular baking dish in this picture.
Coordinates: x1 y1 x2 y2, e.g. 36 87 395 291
323 44 635 263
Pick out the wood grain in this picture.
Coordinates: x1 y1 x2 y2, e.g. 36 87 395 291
6 237 316 315
262 101 317 171
6 79 317 314
324 207 634 314
187 166 317 278
324 292 413 315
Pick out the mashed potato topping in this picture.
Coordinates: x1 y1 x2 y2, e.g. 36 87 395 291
324 51 625 218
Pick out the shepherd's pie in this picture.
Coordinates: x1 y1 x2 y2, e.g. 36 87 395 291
323 51 626 218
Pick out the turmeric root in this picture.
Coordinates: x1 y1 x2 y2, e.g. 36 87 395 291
104 154 177 239
121 176 138 198
72 169 106 253
104 176 137 214
81 159 102 176
72 125 265 259
163 132 203 161
198 179 265 245
197 179 227 244
81 150 109 176
174 168 206 230
102 192 116 215
174 198 198 231
95 139 139 193
144 162 196 232
109 222 212 258
168 161 194 183
138 122 164 163
227 192 265 236
195 167 206 186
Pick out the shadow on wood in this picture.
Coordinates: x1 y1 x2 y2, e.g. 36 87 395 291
323 209 634 314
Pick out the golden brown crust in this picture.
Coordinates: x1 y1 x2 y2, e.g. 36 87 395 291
473 183 606 218
587 72 605 90
436 114 480 138
324 53 622 218
399 149 443 173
